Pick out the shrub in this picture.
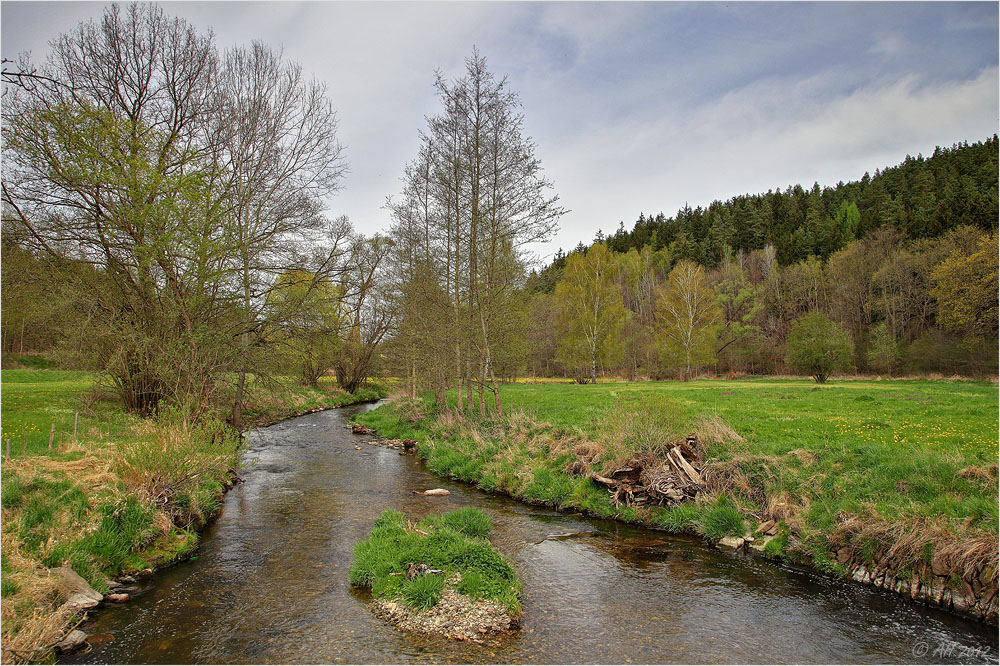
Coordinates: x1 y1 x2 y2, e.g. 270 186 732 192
785 312 852 383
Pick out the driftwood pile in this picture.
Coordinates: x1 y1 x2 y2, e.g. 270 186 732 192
584 435 704 507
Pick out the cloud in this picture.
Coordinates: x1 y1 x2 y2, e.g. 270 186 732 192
539 65 999 254
3 1 998 259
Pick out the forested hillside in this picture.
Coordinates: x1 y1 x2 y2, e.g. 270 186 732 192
558 136 998 270
505 137 999 382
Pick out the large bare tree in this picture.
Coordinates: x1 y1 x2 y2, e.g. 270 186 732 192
2 4 349 420
214 41 348 427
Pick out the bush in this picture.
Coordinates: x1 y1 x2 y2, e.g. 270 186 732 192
785 312 852 383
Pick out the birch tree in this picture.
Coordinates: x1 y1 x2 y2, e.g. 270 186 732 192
656 260 722 380
555 244 627 384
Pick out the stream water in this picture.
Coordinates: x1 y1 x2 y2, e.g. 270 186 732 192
64 403 998 664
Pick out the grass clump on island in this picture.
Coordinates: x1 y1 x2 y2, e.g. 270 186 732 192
354 379 998 613
0 367 385 663
349 507 522 635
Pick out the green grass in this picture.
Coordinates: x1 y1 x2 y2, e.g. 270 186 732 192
698 496 746 540
349 508 522 615
402 572 445 610
354 378 998 587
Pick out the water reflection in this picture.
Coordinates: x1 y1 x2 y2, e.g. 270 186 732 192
64 404 998 665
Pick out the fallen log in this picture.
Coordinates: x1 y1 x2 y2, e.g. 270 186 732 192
669 446 703 485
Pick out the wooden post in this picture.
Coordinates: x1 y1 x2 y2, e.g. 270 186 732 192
48 423 55 450
74 412 79 438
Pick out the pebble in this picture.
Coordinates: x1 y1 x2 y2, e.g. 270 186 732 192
370 576 516 641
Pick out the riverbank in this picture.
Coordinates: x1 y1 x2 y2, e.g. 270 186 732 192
0 369 384 663
352 379 999 625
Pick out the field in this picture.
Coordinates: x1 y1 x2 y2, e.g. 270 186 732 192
0 369 383 663
355 378 998 605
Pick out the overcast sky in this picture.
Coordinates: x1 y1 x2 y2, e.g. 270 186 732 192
3 1 997 260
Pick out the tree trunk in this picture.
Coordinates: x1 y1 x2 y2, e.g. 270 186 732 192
231 331 249 430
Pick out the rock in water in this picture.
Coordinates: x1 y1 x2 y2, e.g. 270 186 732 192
55 630 88 654
416 488 450 497
717 536 746 551
53 567 103 610
106 593 130 602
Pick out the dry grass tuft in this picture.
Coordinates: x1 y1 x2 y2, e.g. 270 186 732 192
0 533 74 664
831 509 998 590
762 489 804 522
694 414 745 447
957 464 998 482
1 603 75 664
699 456 780 509
572 442 603 462
786 449 818 466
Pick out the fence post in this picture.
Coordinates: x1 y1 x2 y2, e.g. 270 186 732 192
74 412 79 439
49 423 55 450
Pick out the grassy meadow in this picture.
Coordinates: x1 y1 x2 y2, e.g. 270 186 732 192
355 378 998 586
0 368 383 663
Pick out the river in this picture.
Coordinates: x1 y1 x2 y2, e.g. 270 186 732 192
64 403 999 664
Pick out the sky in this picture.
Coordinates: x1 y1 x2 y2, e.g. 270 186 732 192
2 1 998 261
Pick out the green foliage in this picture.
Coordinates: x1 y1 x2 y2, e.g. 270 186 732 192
554 243 628 383
785 312 852 383
577 137 999 266
835 200 861 244
931 233 999 337
1 579 20 598
268 271 345 387
656 260 721 380
698 497 745 540
866 323 901 374
402 572 445 610
349 509 522 615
